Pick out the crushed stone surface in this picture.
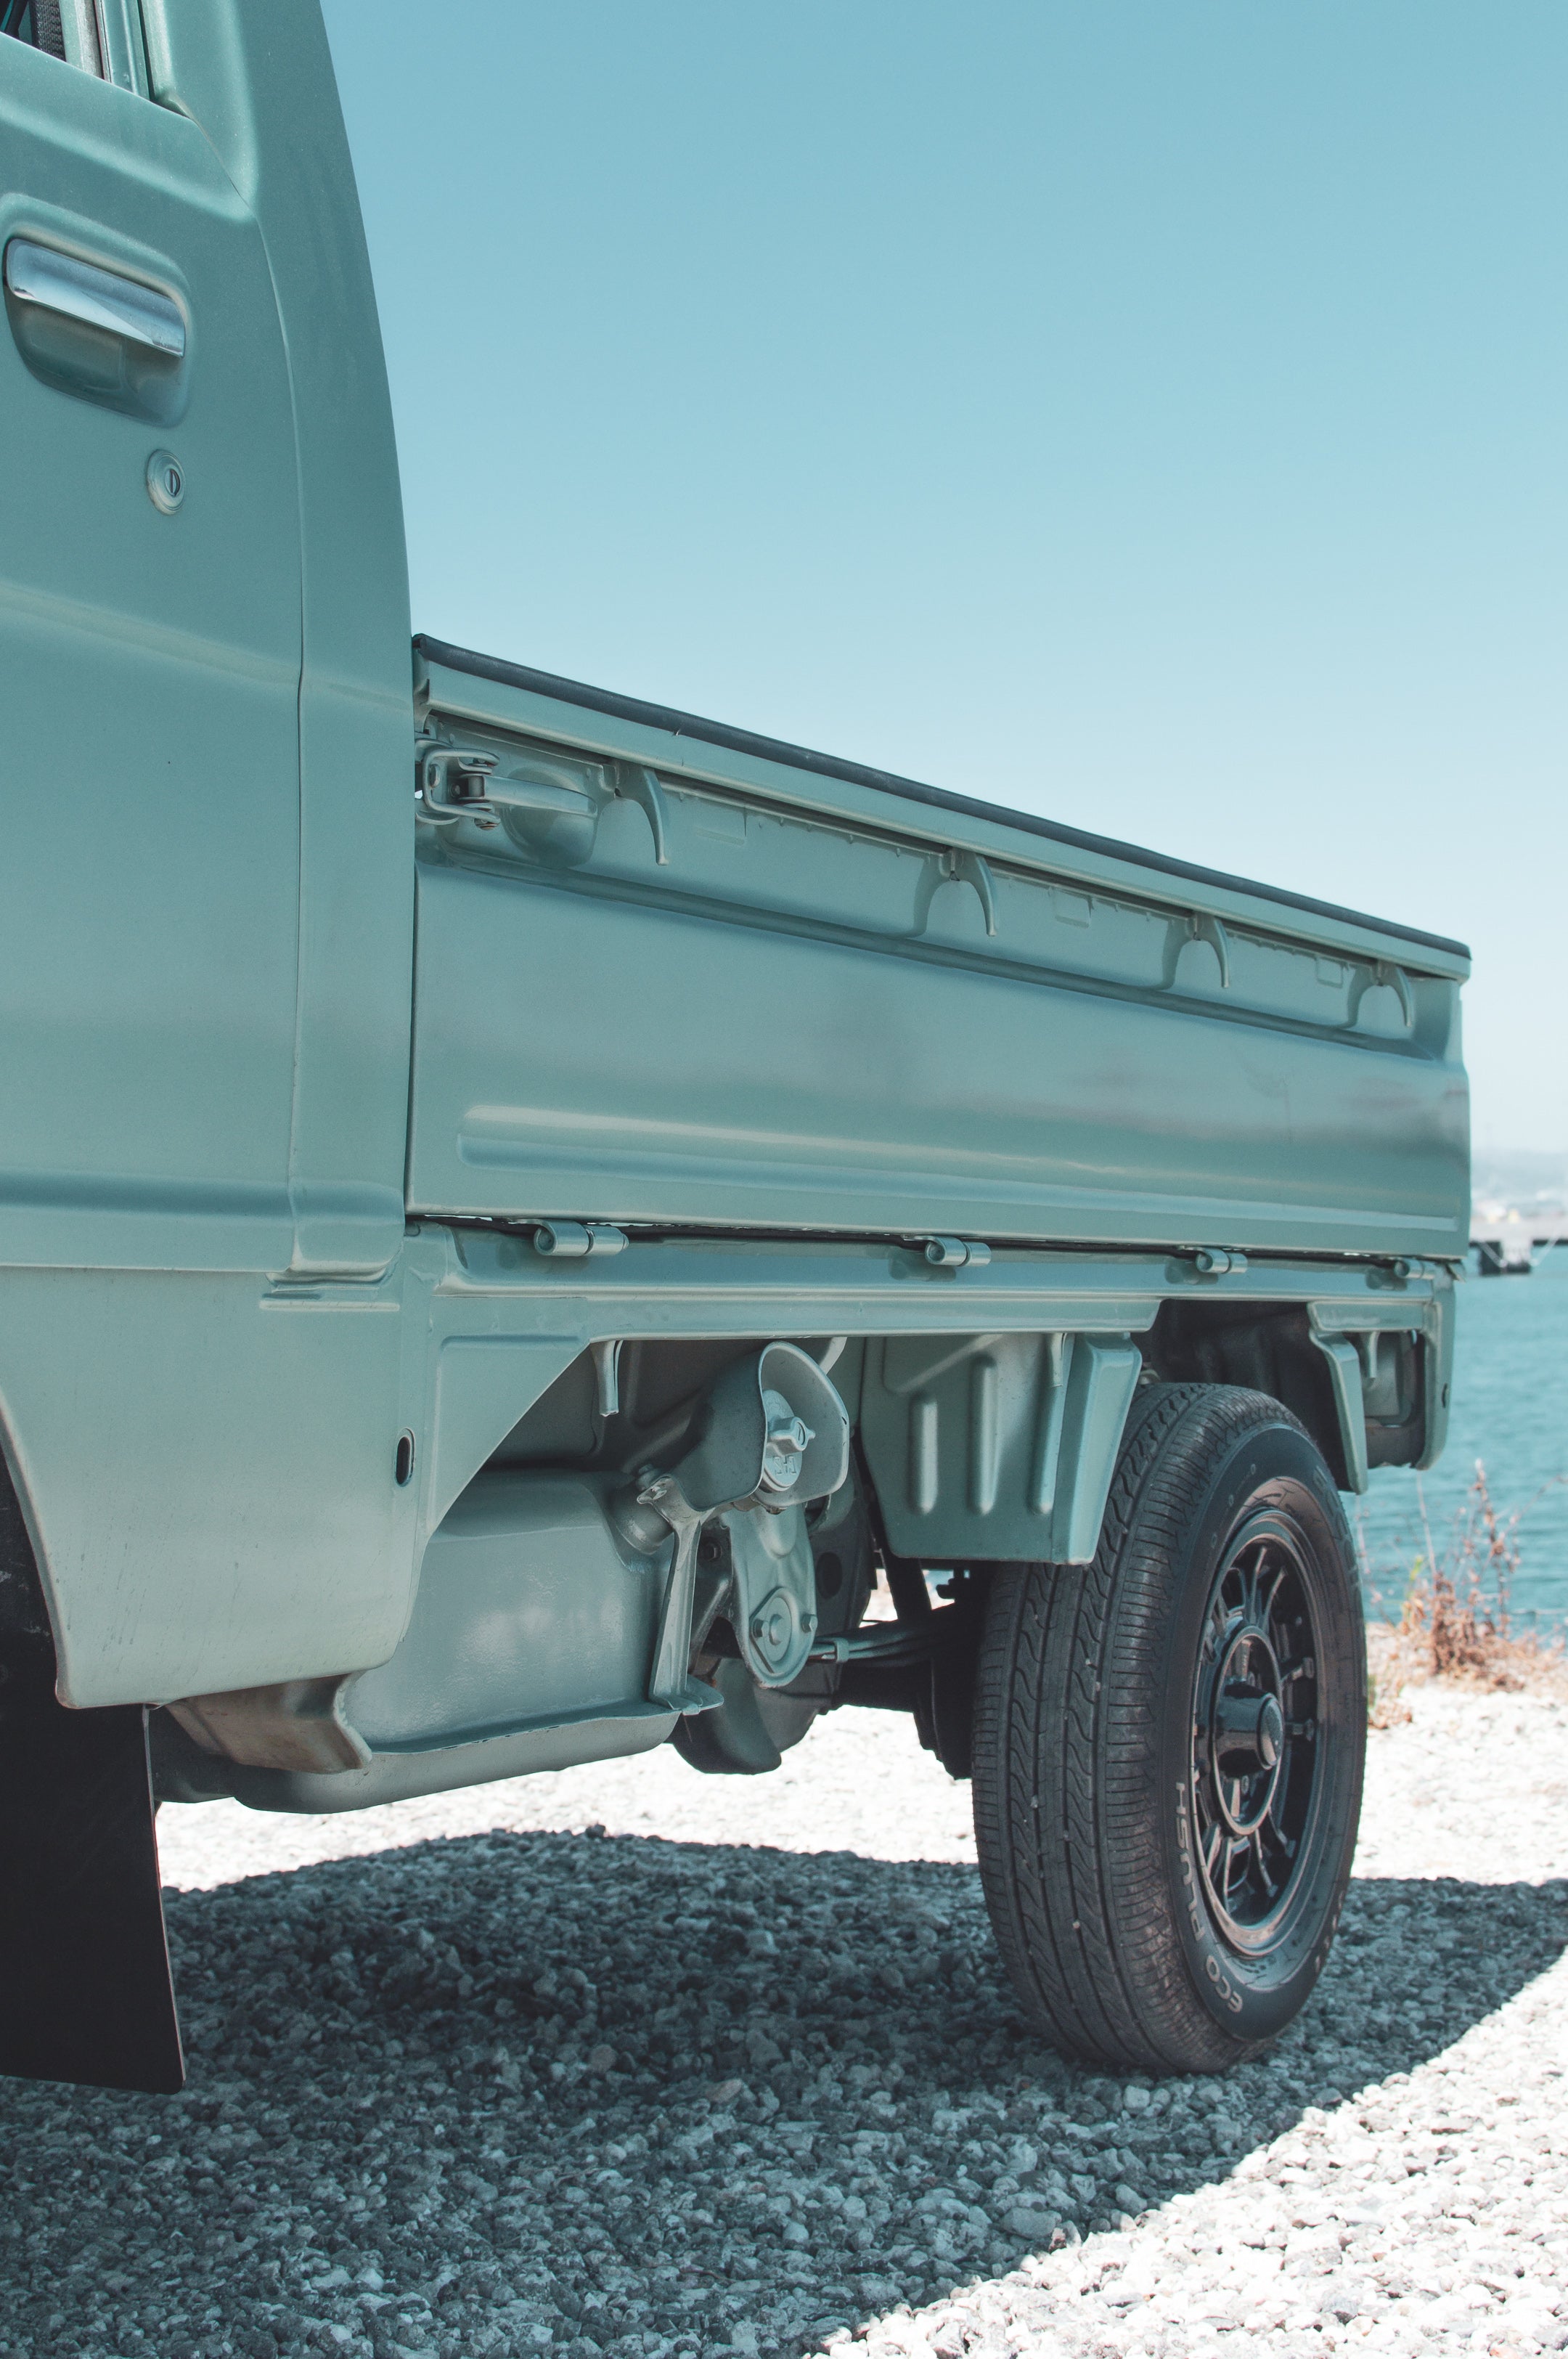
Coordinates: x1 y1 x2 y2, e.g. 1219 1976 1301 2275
1 1683 1564 2358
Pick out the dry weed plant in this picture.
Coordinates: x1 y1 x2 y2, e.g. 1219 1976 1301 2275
1364 1461 1567 1727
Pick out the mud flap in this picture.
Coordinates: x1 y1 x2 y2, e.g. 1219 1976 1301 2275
0 1647 184 2093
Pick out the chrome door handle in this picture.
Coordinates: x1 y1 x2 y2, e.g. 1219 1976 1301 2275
4 240 184 359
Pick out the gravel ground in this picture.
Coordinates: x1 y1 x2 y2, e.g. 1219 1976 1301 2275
2 1682 1567 2359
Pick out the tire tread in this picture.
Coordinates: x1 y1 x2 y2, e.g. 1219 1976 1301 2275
971 1382 1363 2074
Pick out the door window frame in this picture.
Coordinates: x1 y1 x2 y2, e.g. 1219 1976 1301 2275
1 0 146 91
92 0 145 94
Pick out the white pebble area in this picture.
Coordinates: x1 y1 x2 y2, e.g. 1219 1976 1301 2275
3 1679 1565 2359
868 1905 1568 2359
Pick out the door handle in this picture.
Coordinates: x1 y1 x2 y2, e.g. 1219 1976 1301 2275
4 239 185 358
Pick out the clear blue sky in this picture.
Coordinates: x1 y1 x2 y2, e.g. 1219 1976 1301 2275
322 1 1567 1162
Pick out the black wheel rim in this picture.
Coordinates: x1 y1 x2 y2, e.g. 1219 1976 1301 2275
1189 1508 1324 1954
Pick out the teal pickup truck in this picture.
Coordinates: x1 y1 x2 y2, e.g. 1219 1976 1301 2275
0 1 1469 2099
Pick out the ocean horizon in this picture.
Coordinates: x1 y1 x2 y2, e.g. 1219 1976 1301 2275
1357 1250 1568 1629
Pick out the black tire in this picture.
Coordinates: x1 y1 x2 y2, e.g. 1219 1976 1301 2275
971 1382 1365 2074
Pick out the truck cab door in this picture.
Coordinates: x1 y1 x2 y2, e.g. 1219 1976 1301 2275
0 12 302 1273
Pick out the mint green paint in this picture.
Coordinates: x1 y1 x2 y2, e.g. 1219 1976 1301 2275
348 1472 668 1754
1311 1337 1371 1496
1 1266 409 1708
1310 1286 1456 1484
145 1 415 1278
407 669 1468 1259
0 7 1467 1777
1049 1341 1146 1563
861 1331 1145 1565
0 38 302 1274
426 1335 586 1538
0 4 417 1712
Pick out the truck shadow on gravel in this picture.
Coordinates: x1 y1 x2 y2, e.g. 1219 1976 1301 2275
3 1831 1566 2359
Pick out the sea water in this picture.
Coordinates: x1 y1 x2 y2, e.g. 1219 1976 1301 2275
1357 1253 1568 1628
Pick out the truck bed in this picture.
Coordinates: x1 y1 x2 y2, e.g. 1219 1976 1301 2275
409 637 1469 1262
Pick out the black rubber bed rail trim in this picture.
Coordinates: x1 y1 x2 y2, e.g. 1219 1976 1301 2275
414 634 1470 964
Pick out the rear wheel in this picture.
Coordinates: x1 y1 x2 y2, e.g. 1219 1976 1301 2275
971 1382 1365 2074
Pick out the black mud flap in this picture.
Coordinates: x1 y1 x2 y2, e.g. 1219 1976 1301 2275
0 1645 184 2093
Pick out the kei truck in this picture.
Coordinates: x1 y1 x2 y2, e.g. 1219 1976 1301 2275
0 0 1469 2095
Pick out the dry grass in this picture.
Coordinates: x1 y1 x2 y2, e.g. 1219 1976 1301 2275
1365 1461 1568 1727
